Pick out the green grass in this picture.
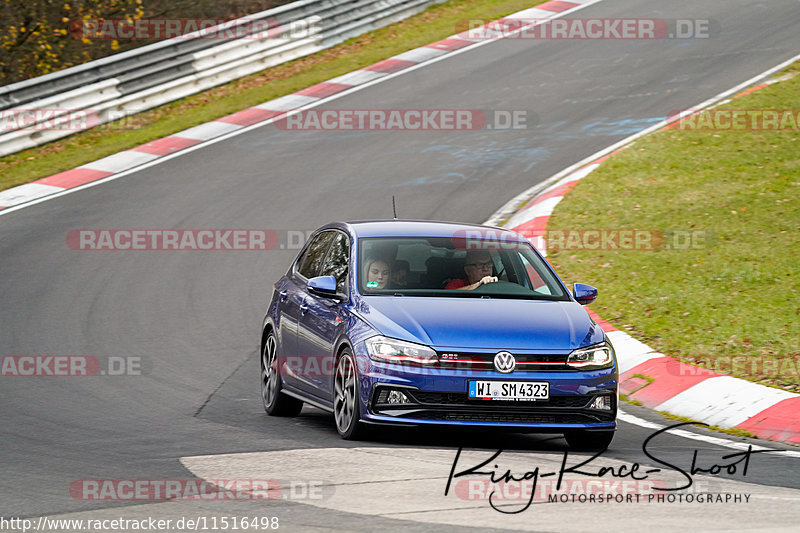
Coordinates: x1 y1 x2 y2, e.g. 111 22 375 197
547 62 800 393
0 0 545 191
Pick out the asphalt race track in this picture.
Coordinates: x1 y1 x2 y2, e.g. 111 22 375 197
1 0 800 530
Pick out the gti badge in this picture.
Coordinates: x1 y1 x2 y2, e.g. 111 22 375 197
493 351 516 373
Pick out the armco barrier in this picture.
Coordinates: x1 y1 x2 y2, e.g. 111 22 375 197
0 0 446 157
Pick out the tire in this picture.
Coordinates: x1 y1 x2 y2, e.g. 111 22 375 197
564 430 614 451
333 350 366 440
261 332 303 417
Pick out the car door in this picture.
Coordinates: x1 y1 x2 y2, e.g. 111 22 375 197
281 230 335 391
296 230 350 399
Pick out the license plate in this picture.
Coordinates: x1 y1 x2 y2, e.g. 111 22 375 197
468 380 549 401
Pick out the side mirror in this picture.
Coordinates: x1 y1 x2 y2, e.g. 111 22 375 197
308 275 339 298
573 283 597 306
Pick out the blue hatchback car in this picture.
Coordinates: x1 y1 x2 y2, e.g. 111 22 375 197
261 220 618 449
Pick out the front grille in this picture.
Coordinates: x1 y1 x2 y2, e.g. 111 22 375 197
375 389 390 404
406 391 463 404
408 391 593 408
412 412 605 424
436 352 570 372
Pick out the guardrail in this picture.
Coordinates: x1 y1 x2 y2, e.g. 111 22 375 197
0 0 446 157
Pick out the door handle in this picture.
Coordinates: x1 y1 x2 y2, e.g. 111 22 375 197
299 302 309 315
279 290 288 302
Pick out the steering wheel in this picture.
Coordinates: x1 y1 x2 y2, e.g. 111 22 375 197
471 279 518 294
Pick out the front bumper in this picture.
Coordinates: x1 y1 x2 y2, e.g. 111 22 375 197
356 357 618 430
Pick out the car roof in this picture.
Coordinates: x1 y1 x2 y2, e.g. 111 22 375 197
327 219 526 239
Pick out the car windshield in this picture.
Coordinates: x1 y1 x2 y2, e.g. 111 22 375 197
358 236 569 299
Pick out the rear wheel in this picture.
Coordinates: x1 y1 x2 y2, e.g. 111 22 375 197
261 332 303 416
564 430 614 451
333 350 366 440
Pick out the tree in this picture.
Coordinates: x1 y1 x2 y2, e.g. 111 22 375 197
1 0 291 86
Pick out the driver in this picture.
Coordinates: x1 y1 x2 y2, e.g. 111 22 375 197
444 250 498 290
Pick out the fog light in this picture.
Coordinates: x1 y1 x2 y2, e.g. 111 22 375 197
590 395 612 410
387 390 411 404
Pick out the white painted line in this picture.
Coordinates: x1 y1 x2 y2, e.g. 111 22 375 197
618 408 800 457
392 47 448 63
485 50 800 226
617 350 666 375
606 330 658 358
505 8 560 19
768 72 797 84
255 93 318 111
506 196 562 228
607 331 665 373
655 376 798 429
327 69 387 85
177 121 242 141
544 162 600 193
0 183 65 207
81 151 159 173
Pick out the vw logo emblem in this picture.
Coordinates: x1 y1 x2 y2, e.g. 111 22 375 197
493 351 516 373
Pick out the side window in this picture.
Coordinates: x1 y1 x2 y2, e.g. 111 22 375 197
296 231 335 279
320 232 350 293
520 253 549 293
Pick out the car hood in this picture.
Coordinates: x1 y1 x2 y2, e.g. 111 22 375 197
355 296 604 351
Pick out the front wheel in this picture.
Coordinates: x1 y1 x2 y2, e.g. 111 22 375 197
333 350 366 440
564 430 614 451
261 332 303 416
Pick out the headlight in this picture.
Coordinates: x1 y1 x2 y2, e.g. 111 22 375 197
566 341 615 370
364 336 438 365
